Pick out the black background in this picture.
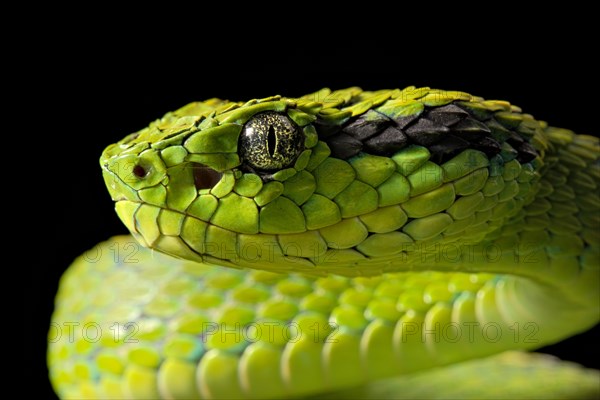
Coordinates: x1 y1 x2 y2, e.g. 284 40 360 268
32 37 598 398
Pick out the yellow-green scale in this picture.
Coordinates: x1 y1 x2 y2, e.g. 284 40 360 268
51 237 505 398
49 233 599 399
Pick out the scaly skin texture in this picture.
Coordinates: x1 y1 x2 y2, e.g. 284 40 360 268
49 87 600 399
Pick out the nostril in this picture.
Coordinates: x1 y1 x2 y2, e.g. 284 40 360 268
192 163 222 190
133 165 147 178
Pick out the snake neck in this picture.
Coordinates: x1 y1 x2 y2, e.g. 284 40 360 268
485 127 599 285
381 126 600 282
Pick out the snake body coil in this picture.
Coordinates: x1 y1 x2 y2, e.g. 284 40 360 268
49 87 599 399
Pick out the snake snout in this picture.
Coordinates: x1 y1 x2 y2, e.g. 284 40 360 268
102 149 167 191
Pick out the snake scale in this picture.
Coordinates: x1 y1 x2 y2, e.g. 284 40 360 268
48 87 599 399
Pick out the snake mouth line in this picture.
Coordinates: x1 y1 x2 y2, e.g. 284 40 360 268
106 169 567 283
114 196 419 277
115 199 241 266
117 199 327 271
114 197 555 281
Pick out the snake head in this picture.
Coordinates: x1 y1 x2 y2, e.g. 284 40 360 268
101 87 552 275
100 95 329 270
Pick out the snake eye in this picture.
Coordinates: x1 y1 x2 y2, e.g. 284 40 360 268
239 111 304 171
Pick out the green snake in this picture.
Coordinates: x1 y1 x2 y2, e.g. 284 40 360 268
49 87 600 399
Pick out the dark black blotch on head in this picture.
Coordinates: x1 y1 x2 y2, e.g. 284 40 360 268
327 133 363 159
364 126 408 155
426 104 469 126
405 119 449 146
516 142 538 163
428 135 470 164
342 110 391 141
317 100 539 165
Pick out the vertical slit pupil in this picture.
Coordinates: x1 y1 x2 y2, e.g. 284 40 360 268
267 125 277 158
